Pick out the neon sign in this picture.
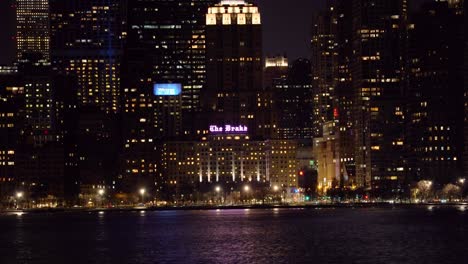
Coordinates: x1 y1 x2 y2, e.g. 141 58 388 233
209 125 248 133
154 83 182 96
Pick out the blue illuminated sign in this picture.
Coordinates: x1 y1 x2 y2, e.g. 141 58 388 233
154 83 182 96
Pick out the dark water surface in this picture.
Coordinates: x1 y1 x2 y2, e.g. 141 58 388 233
1 206 468 264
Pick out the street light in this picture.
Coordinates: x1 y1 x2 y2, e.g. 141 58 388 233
15 191 24 209
273 185 279 192
244 185 250 192
97 189 105 208
139 188 146 205
215 186 221 193
16 192 24 199
459 178 465 184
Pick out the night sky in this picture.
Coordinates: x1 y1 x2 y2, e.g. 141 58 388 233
0 0 428 65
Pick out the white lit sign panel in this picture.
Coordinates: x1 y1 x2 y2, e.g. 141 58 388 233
154 83 182 96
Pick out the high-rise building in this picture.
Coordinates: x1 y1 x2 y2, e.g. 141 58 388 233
334 0 355 187
16 0 50 61
311 4 337 137
50 0 124 194
50 0 123 114
124 0 216 136
121 0 216 194
204 0 266 138
0 66 23 199
18 59 54 144
350 0 408 196
273 59 314 140
408 1 465 185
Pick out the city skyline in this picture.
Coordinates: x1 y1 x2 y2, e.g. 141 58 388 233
0 0 466 207
0 0 434 65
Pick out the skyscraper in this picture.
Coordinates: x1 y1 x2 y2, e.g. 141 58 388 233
121 0 216 194
274 58 314 140
204 0 266 138
50 0 123 114
408 1 465 185
311 4 337 138
16 0 50 61
50 0 124 196
351 0 408 196
0 66 22 200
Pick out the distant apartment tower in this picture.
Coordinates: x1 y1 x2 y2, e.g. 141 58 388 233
409 1 465 184
50 0 123 114
16 0 50 61
351 0 408 196
311 5 337 137
0 66 22 199
273 59 314 140
205 0 266 138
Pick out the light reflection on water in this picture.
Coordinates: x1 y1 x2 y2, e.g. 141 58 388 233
0 206 468 264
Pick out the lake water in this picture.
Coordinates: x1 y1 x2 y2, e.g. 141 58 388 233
1 206 467 264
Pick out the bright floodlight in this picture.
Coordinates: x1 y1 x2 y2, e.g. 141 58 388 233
215 186 221 192
16 192 24 199
139 188 146 195
244 185 250 192
98 189 105 196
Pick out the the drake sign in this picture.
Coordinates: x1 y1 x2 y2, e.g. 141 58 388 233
209 125 248 134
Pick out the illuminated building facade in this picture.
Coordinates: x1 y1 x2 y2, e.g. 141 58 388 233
311 5 337 137
50 0 124 194
121 0 216 193
351 0 408 195
408 1 465 184
16 0 50 61
0 67 23 199
50 0 122 114
334 0 355 186
313 122 340 194
18 60 54 145
263 55 288 90
205 0 268 138
267 139 298 188
161 128 299 191
124 0 216 136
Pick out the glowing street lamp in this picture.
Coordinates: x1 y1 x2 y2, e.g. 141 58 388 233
244 185 250 192
215 186 221 193
459 178 466 184
16 191 24 199
139 188 146 205
273 185 279 192
97 189 105 208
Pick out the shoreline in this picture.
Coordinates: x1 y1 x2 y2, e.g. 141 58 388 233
2 202 467 214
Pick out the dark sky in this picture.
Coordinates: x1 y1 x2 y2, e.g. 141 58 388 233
0 0 429 65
